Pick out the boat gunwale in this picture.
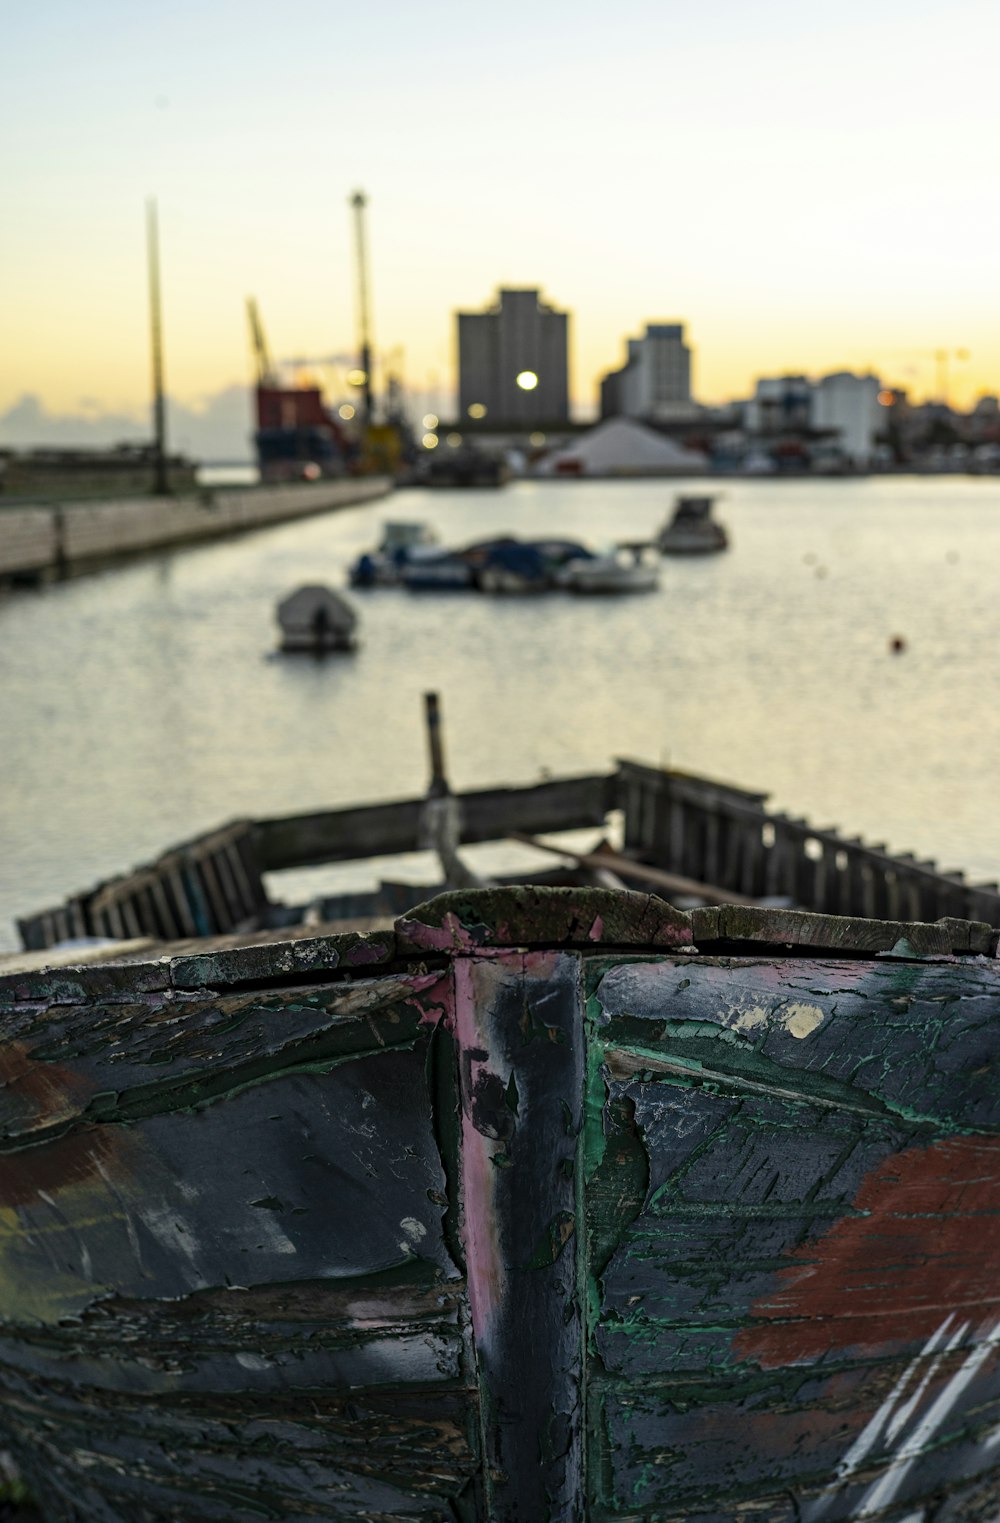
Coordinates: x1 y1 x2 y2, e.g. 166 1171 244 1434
2 887 996 1006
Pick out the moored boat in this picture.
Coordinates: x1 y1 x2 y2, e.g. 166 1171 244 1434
657 493 729 553
400 548 474 589
350 520 439 586
558 541 660 593
7 748 1000 1523
275 583 358 652
420 442 510 488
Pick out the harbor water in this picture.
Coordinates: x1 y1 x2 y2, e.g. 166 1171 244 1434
2 474 999 951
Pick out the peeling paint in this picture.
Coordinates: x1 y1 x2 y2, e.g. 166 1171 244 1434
780 1000 825 1037
1 888 999 1522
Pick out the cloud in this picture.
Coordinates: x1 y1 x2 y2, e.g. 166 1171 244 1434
0 388 255 463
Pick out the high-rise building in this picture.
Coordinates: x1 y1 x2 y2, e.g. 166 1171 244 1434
457 289 570 426
600 323 694 421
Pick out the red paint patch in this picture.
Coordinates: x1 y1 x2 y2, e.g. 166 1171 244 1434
0 1124 127 1209
737 1134 1000 1366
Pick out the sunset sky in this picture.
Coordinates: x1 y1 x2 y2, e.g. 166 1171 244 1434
4 0 999 448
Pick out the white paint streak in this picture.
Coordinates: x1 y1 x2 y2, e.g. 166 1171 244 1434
235 1353 271 1371
245 1213 299 1256
732 1006 769 1033
137 1203 208 1284
91 1153 145 1273
806 1314 1000 1523
855 1318 1000 1518
804 1317 956 1521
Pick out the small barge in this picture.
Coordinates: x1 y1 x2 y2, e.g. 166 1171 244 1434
657 493 729 553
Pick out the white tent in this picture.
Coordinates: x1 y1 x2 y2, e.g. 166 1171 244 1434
535 418 708 477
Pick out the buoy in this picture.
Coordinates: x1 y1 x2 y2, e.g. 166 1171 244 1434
889 635 906 654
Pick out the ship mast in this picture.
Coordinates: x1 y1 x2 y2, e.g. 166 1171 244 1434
146 198 169 496
350 190 374 424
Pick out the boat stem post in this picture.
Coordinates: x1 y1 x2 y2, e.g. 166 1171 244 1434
424 691 450 798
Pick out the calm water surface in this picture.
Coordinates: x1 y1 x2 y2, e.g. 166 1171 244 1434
3 475 999 950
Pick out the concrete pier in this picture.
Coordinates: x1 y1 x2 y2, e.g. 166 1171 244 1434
0 476 392 585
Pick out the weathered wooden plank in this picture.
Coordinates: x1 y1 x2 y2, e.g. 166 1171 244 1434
617 761 1000 927
169 927 397 990
689 902 998 956
510 832 758 905
3 1372 479 1522
396 883 693 953
584 949 1000 1520
253 773 615 871
4 887 1000 1522
0 1006 476 1521
0 971 428 1145
454 950 584 1521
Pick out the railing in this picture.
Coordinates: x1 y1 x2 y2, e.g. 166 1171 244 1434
17 822 268 952
616 759 1000 928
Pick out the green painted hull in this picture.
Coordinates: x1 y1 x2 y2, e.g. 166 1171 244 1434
1 890 998 1521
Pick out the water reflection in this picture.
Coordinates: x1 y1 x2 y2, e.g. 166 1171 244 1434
2 475 999 948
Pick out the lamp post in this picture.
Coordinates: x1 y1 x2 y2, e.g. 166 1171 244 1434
146 198 169 497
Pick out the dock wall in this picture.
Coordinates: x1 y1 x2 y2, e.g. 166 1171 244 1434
0 476 392 583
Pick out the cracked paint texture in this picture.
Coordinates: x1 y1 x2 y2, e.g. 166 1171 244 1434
1 889 1000 1522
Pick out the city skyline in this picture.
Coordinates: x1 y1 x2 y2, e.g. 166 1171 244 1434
4 0 999 435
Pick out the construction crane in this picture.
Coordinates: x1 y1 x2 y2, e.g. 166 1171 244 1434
350 190 374 423
246 297 277 388
878 348 970 406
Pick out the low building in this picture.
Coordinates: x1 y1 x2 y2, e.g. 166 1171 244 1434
743 371 884 470
743 376 813 435
534 417 707 477
600 323 697 422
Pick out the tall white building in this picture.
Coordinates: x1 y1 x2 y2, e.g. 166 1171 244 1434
457 289 569 425
810 373 882 467
600 323 694 421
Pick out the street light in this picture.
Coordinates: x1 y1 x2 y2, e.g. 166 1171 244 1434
516 371 538 391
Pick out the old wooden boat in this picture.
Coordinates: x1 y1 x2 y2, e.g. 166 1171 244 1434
2 883 1000 1522
5 752 1000 1521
